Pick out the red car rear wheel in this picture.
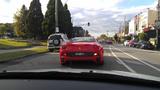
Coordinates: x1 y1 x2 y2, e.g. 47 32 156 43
96 57 104 65
60 58 66 65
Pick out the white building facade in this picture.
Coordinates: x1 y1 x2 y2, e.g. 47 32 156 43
129 18 136 35
129 9 157 35
138 9 157 34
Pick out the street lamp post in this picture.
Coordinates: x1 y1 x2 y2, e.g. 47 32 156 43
55 0 59 33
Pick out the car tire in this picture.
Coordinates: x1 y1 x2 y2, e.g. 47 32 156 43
96 57 104 65
53 39 61 46
60 58 66 65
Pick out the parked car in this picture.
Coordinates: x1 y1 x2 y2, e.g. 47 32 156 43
136 40 154 50
106 40 113 45
128 40 138 47
123 40 129 46
47 33 69 52
140 42 154 50
59 37 104 65
136 40 147 48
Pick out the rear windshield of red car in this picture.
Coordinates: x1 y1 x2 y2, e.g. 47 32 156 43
71 37 96 42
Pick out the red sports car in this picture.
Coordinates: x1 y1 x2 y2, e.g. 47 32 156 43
59 37 104 65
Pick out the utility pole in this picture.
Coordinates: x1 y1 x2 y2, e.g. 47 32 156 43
124 16 126 36
55 0 59 33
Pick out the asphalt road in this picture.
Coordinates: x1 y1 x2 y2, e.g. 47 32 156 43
0 44 160 78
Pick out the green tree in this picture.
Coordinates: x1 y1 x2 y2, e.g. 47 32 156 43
0 24 7 35
99 34 108 40
0 23 14 37
124 35 131 40
42 0 73 39
19 5 28 38
114 34 118 41
63 4 73 38
138 32 149 41
13 11 22 37
13 5 28 38
26 0 44 39
58 0 65 34
42 0 55 37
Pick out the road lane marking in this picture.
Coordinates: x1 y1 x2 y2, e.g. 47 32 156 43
104 53 111 56
133 48 160 53
113 47 160 72
109 47 136 73
115 60 123 65
120 44 160 54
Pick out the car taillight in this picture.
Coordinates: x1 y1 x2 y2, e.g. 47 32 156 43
94 53 98 56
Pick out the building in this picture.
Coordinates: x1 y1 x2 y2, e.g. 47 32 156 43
137 9 157 34
129 9 157 35
129 17 136 35
140 9 157 33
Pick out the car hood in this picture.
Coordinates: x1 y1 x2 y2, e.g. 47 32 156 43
4 69 160 82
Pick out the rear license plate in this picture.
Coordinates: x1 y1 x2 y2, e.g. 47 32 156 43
75 53 85 56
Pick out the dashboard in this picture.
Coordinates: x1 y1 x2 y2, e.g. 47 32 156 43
0 80 159 90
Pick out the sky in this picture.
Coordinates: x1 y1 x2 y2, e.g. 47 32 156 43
0 0 158 37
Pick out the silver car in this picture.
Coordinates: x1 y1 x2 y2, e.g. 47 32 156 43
47 33 69 52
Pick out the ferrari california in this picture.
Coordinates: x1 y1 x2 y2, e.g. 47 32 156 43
59 37 104 65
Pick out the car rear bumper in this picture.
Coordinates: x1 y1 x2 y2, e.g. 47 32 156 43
60 51 101 62
61 56 99 62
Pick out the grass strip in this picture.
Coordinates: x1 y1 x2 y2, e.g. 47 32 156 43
0 47 48 62
0 39 32 49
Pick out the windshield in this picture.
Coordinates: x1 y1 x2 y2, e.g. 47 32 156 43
71 37 96 42
0 0 160 83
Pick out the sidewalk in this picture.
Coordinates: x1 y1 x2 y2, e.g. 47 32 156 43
0 46 45 54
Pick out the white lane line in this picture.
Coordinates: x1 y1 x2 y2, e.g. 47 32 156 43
113 47 160 72
115 60 123 65
134 48 160 53
109 48 136 73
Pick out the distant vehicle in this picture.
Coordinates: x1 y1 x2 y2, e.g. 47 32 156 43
106 40 113 45
47 33 69 52
59 37 104 65
123 40 129 46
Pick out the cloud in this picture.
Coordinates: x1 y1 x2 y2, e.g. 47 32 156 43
4 0 11 3
0 0 157 37
64 0 123 10
0 0 49 23
65 0 157 37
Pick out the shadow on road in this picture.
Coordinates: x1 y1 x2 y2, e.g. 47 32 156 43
61 56 116 70
64 61 102 69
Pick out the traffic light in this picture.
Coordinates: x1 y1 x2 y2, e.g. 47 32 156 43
88 22 90 26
